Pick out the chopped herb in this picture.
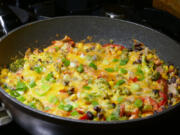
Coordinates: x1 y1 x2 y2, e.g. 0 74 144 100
114 65 119 72
91 101 99 106
107 111 120 121
16 80 28 91
44 106 50 111
83 85 91 90
29 80 36 88
117 96 124 103
134 99 143 108
62 58 70 67
58 102 64 110
136 67 144 75
131 83 140 92
17 95 26 102
152 72 160 81
115 80 125 86
54 46 59 51
45 72 55 82
10 90 20 98
48 96 59 104
119 58 129 66
88 79 93 84
89 62 97 70
105 68 115 72
120 68 128 74
64 104 73 111
34 66 43 73
28 102 36 109
9 58 25 72
113 59 119 62
77 64 84 73
71 111 79 116
58 103 73 112
41 84 51 91
35 84 51 96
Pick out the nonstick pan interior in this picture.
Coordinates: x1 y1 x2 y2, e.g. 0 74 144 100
0 16 180 132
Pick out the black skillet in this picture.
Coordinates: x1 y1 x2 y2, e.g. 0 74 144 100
0 16 180 135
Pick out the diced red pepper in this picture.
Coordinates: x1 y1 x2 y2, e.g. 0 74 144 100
59 89 67 93
129 77 138 82
75 108 84 114
51 41 56 44
68 40 75 47
140 97 145 103
120 104 125 117
103 44 125 50
79 114 88 120
162 79 168 93
148 97 159 111
157 79 161 84
131 108 139 116
158 91 167 106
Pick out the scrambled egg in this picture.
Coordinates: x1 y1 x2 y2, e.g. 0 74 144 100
0 36 180 121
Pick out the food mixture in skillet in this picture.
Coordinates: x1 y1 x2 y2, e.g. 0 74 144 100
0 36 180 121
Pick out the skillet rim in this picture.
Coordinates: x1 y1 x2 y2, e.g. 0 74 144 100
0 15 179 125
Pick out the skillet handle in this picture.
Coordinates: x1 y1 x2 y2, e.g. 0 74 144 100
0 101 12 126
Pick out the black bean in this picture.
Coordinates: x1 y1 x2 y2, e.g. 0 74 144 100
112 103 116 108
92 55 98 61
152 72 161 81
38 59 42 62
86 111 94 120
168 76 177 84
133 59 142 64
90 46 95 51
167 62 174 67
168 101 173 106
134 43 143 51
153 111 158 115
161 106 166 111
94 106 101 112
135 47 143 51
97 113 104 120
128 48 133 52
137 59 142 64
64 81 69 86
85 49 90 52
67 88 75 95
168 93 173 99
152 89 159 95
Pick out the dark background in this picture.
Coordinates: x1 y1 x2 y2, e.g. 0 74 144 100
0 0 180 134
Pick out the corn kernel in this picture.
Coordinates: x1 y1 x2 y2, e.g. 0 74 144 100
70 94 77 101
163 65 168 72
169 65 174 71
117 51 122 55
1 69 8 75
114 47 118 51
96 44 101 49
162 73 168 80
109 81 114 86
77 43 83 48
147 54 153 60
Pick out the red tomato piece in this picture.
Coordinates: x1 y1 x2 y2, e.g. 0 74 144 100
79 114 88 120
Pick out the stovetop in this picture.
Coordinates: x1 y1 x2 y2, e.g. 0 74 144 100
0 0 180 134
